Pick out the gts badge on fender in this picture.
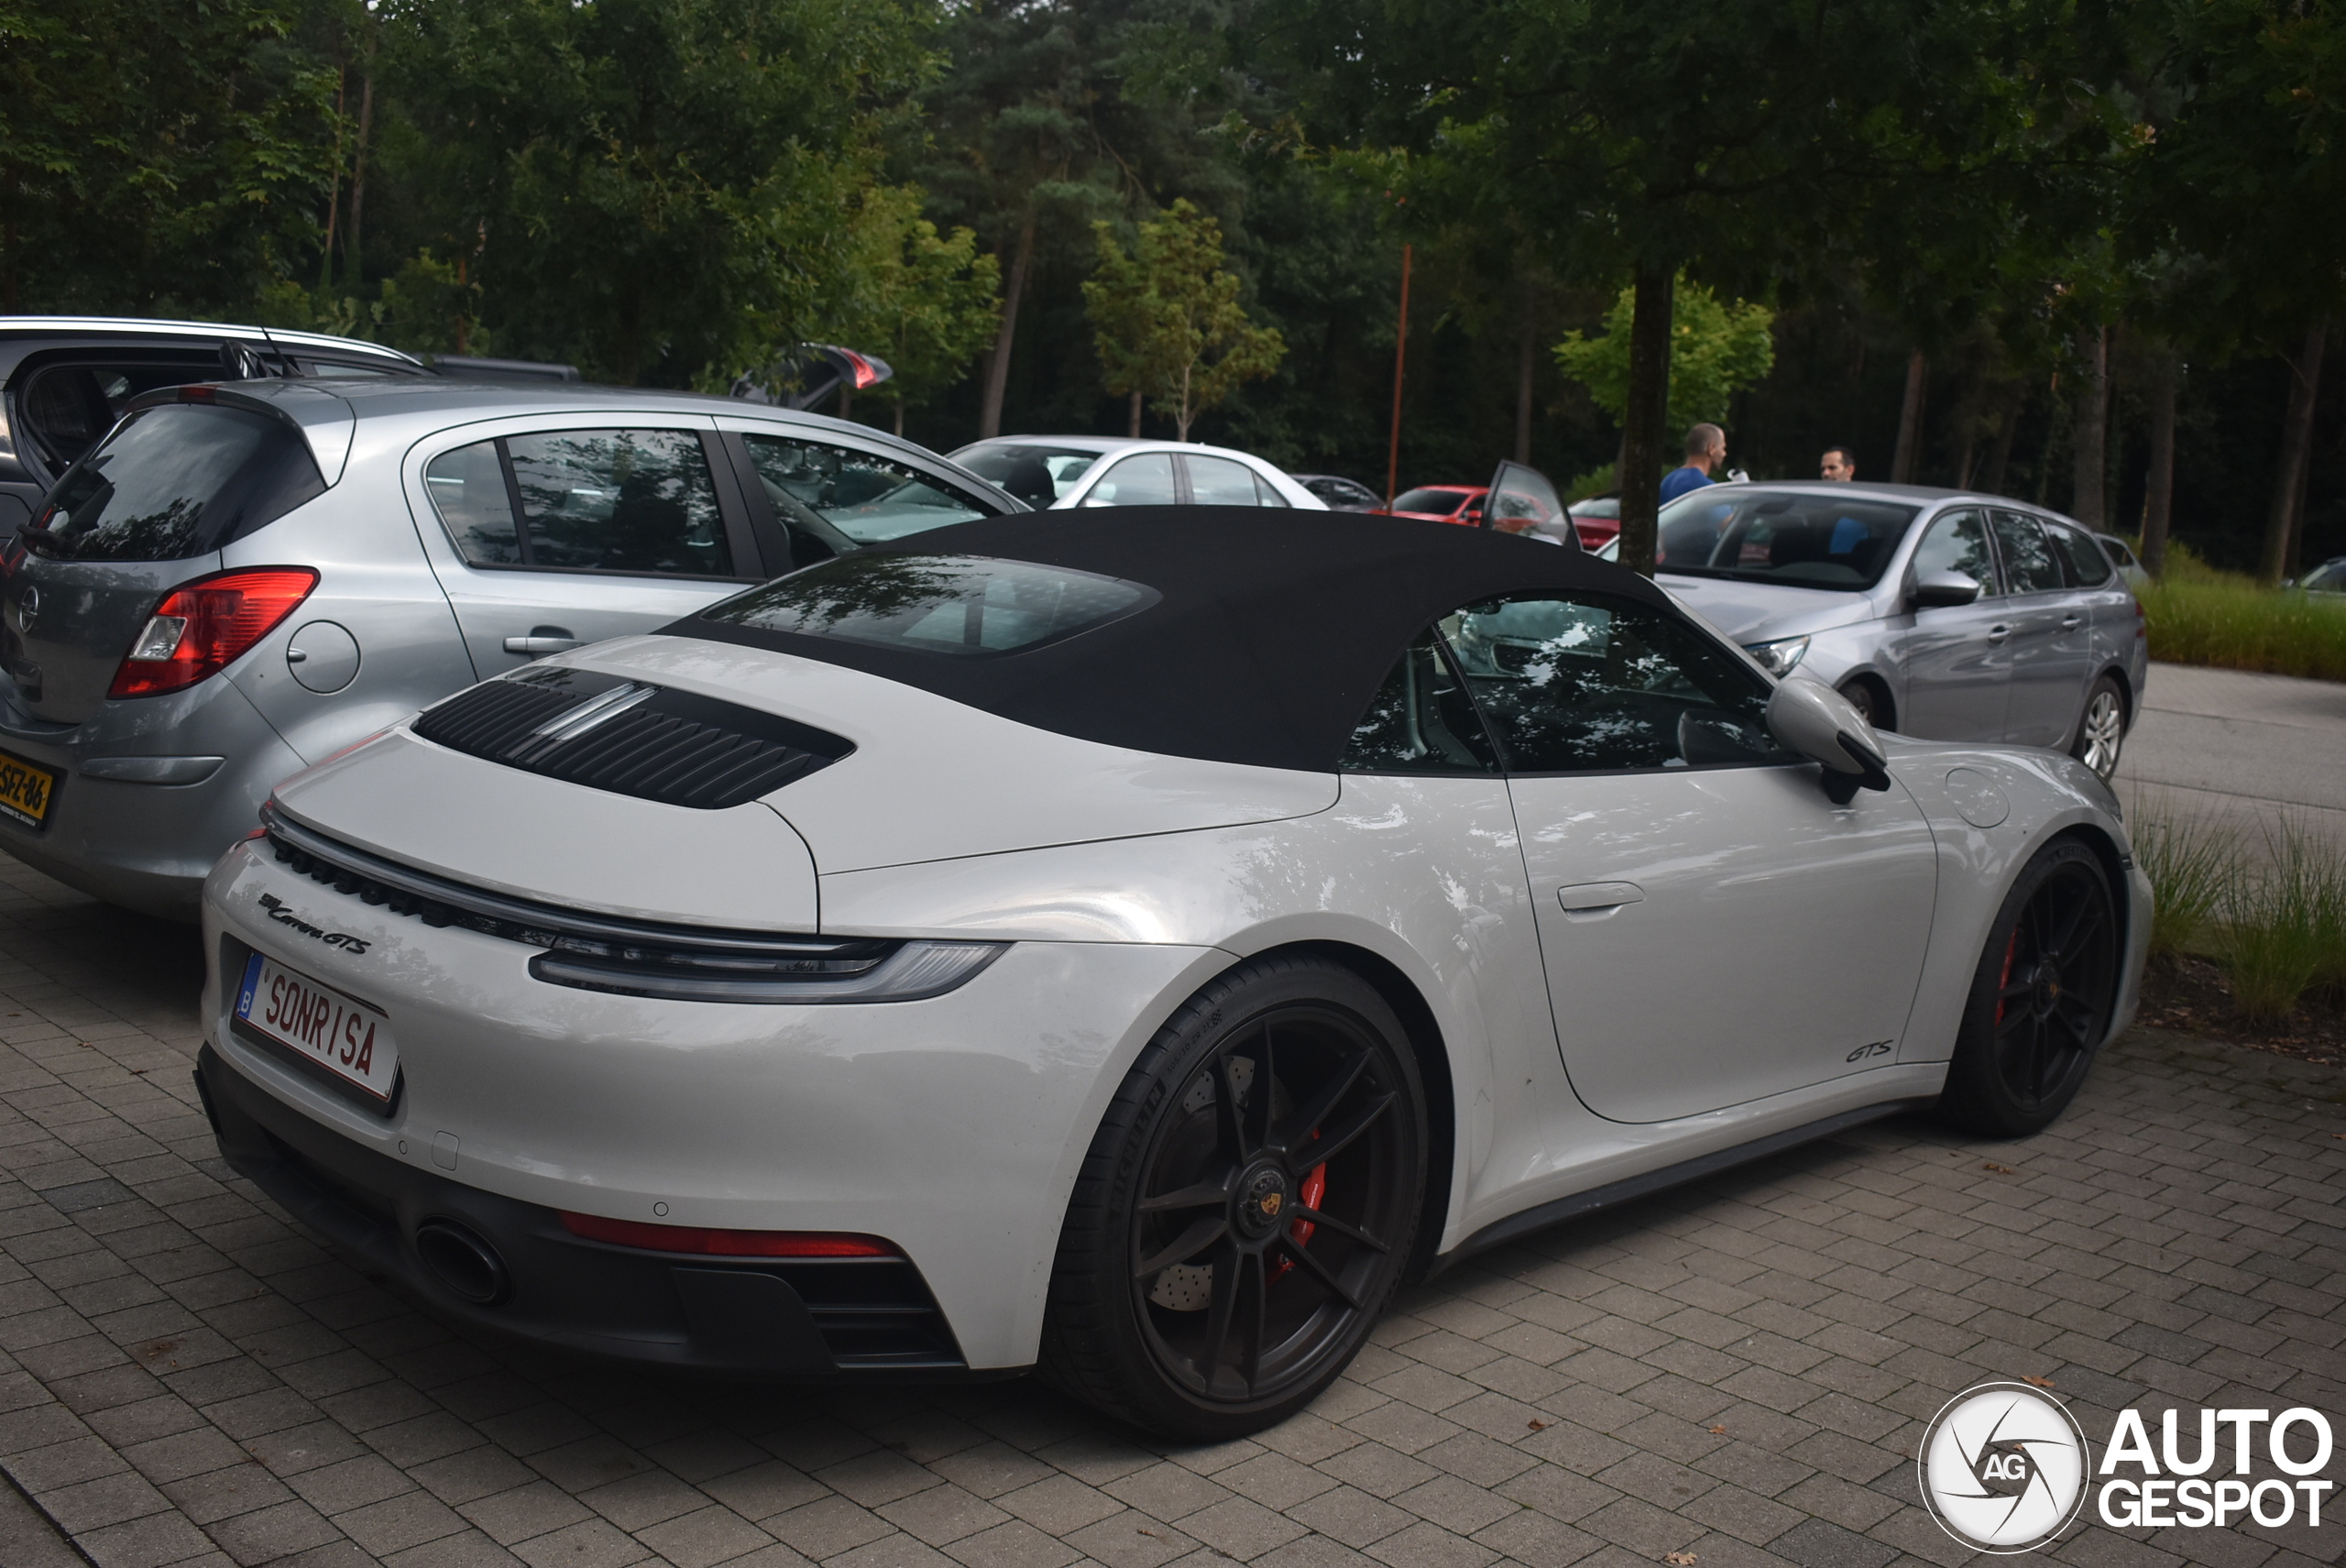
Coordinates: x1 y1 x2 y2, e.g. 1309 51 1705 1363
1846 1039 1895 1062
258 893 371 955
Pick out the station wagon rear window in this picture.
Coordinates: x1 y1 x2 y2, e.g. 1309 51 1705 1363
703 552 1157 656
1655 489 1921 590
27 403 325 562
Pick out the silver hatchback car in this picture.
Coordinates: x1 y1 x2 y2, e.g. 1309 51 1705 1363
1637 482 2148 779
0 378 1018 917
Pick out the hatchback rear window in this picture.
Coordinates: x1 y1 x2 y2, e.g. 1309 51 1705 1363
704 552 1157 656
28 403 325 562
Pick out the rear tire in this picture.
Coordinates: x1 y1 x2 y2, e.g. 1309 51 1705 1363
1040 955 1426 1440
1936 840 2119 1137
2069 674 2127 780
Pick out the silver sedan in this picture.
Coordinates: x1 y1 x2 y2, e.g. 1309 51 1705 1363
1606 483 2149 779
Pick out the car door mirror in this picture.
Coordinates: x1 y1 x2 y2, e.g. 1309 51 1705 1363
1767 677 1892 804
1910 569 1983 609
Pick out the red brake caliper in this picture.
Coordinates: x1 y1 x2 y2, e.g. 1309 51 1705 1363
1995 928 2020 1027
1275 1161 1328 1278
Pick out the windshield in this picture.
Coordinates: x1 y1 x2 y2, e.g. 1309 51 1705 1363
1655 488 1920 590
1392 488 1470 515
28 403 325 562
703 552 1158 657
954 444 1105 509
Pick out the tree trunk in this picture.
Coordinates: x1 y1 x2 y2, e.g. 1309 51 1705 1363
977 207 1036 440
1617 263 1674 578
1515 308 1535 465
1127 389 1142 438
344 68 374 287
2259 327 2326 584
837 384 853 422
1890 351 1927 483
1983 389 2023 496
2142 351 2177 578
893 402 905 438
2070 326 2108 528
320 66 347 291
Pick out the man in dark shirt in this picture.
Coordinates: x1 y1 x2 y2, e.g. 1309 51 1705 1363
1821 445 1857 481
1659 424 1726 504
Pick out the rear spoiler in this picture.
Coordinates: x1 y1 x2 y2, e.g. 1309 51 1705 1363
427 355 583 384
729 345 894 411
121 382 358 485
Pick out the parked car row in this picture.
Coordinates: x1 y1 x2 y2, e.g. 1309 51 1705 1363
0 323 2154 1441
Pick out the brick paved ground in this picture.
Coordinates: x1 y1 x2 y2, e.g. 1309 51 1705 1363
0 861 2337 1568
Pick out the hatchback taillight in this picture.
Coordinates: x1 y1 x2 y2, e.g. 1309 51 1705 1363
109 567 319 699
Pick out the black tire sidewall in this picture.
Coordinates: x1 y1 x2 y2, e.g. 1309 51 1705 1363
1042 954 1428 1440
1936 839 2114 1138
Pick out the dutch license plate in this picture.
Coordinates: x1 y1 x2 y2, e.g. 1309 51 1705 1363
0 748 56 828
234 951 401 1107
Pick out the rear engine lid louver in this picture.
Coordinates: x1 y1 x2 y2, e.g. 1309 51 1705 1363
412 665 851 809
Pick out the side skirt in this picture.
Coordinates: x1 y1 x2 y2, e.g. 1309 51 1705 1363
1429 1097 1939 1276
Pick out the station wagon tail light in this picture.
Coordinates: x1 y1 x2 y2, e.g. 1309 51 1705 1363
109 567 319 698
557 1212 898 1257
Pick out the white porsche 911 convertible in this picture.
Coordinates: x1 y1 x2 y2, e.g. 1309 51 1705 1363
195 510 2148 1438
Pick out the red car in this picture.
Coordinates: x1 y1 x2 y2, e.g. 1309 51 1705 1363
1387 482 1617 550
1384 484 1486 524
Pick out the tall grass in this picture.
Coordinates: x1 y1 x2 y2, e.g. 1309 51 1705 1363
2132 807 2232 963
2131 543 2346 681
2137 799 2346 1025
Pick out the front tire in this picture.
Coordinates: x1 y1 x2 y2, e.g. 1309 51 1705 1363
1041 955 1427 1440
1936 840 2119 1137
2070 674 2127 780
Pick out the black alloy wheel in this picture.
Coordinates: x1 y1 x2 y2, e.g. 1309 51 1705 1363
1937 840 2120 1137
1042 956 1426 1439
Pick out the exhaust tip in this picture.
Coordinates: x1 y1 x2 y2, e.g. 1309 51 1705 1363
414 1218 510 1306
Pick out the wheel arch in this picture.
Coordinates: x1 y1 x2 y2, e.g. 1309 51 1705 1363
1837 670 1897 732
1244 938 1457 1282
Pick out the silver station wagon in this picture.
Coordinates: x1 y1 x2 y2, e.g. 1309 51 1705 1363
1638 482 2149 779
0 379 1019 917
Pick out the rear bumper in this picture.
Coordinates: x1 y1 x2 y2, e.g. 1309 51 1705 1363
0 683 303 919
197 1044 991 1379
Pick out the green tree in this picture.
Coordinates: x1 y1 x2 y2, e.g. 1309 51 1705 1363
377 0 934 387
1084 199 1286 441
0 0 340 313
1554 280 1775 441
825 185 1003 436
1256 0 2118 573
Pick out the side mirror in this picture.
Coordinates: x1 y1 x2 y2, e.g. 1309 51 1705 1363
1910 569 1982 609
1767 677 1892 804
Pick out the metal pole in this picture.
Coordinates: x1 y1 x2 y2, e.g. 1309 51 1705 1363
1385 244 1412 511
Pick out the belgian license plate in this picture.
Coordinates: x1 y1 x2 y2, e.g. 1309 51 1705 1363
234 952 401 1107
0 749 57 828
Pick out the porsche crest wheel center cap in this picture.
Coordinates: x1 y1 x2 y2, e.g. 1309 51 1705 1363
2034 961 2063 1017
1234 1166 1289 1238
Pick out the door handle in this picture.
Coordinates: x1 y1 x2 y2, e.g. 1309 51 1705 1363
2060 615 2083 630
1558 882 1645 918
504 631 581 655
1985 623 2011 642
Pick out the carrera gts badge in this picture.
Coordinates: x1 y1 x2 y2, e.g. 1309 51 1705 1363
258 893 371 954
1846 1039 1895 1062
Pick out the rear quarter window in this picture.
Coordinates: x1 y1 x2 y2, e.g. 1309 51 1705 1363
29 403 325 563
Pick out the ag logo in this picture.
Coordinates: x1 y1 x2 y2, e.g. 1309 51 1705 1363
1919 1383 2090 1552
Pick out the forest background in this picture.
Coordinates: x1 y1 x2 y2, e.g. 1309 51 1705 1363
3 0 2343 576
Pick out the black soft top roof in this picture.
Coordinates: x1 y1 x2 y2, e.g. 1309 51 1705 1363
675 507 1678 773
